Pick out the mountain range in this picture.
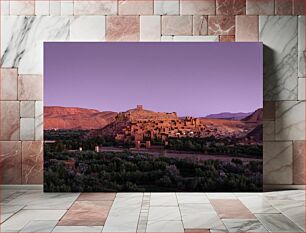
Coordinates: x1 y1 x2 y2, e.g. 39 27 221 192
44 106 262 132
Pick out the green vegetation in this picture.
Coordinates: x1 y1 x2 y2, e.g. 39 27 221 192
165 137 262 157
44 149 262 192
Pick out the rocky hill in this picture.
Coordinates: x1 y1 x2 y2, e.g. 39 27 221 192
205 112 252 120
241 108 263 123
44 106 117 130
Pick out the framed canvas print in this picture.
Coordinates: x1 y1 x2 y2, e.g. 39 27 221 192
44 42 263 192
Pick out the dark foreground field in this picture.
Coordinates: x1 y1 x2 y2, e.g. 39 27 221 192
44 150 262 192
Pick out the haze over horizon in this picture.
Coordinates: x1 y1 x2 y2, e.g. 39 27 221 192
44 42 263 117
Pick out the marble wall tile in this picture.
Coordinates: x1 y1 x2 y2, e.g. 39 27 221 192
106 16 139 41
1 16 70 74
298 16 305 78
50 1 61 16
61 1 74 16
263 101 275 120
20 101 35 118
293 0 305 15
18 75 43 100
10 0 35 15
0 101 20 140
22 141 43 184
219 35 235 42
235 15 258 41
0 141 22 184
193 16 208 35
162 16 192 36
119 0 153 15
260 16 298 100
180 0 215 15
140 16 161 41
275 101 305 140
74 1 117 15
263 121 275 141
70 16 106 41
161 35 219 41
0 68 18 100
20 118 35 140
154 0 179 15
246 0 274 15
263 141 293 184
34 101 43 140
216 0 246 15
208 16 235 35
1 0 10 15
275 0 293 15
35 1 50 16
298 78 305 100
293 140 305 184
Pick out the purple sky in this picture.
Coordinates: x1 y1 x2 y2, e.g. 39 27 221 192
44 42 263 117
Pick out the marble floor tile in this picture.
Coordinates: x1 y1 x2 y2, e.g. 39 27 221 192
146 221 184 232
58 201 113 226
77 193 116 201
176 193 210 204
268 200 305 230
52 226 103 232
148 206 181 221
150 193 178 206
19 220 58 232
256 213 304 232
179 203 216 214
210 199 256 219
180 204 222 229
0 190 17 201
0 209 66 232
206 193 236 199
1 204 25 223
184 229 210 233
238 196 279 213
234 192 262 198
182 211 223 230
263 190 305 201
8 192 80 210
115 192 143 198
102 206 141 232
223 219 268 232
112 195 143 208
1 191 26 204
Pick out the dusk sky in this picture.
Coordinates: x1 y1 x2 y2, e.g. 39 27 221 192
44 42 263 117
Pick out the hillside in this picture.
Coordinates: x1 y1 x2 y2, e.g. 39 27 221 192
44 106 118 130
205 112 251 120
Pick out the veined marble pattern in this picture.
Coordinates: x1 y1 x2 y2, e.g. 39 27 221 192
260 16 298 101
263 141 293 185
275 101 305 140
34 101 43 141
154 0 179 15
1 16 70 74
0 189 305 232
298 16 305 78
70 16 106 41
161 35 218 41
